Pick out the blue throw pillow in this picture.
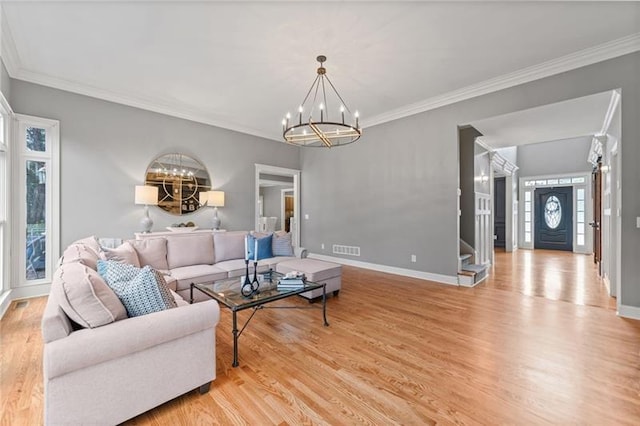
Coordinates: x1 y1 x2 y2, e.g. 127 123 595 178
97 260 176 317
247 234 273 261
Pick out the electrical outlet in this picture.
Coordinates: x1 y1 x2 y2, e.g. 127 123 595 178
304 214 309 220
321 243 325 250
637 217 640 228
411 254 416 263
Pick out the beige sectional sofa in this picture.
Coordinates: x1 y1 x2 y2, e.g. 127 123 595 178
133 230 310 302
42 230 340 424
42 237 220 425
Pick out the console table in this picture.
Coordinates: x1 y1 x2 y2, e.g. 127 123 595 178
134 229 226 239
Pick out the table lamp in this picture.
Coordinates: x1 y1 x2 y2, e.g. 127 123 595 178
134 185 159 233
200 190 225 230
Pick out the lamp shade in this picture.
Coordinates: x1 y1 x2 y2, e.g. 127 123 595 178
209 190 225 207
134 185 158 205
199 191 209 206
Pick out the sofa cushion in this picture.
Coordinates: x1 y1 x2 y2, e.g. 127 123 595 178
258 256 296 271
166 234 214 269
51 262 128 328
71 236 103 257
276 258 342 283
169 264 229 291
130 238 169 271
171 289 189 307
213 231 247 263
97 260 177 317
61 244 101 270
102 241 141 267
247 233 273 261
272 232 294 256
164 274 178 291
215 259 270 278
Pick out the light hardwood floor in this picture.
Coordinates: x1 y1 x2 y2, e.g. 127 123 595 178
2 250 639 425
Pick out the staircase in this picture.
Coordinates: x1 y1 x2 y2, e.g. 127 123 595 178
458 243 489 287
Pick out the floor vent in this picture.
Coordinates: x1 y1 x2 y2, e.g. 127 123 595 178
15 300 28 309
333 244 360 256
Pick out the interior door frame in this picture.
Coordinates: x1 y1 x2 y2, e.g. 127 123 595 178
280 188 293 232
254 164 300 247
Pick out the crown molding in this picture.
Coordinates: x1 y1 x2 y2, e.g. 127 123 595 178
0 10 280 142
600 89 621 136
14 68 279 141
0 7 20 77
1 8 638 141
362 33 640 129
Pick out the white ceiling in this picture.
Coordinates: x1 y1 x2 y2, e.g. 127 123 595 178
471 90 615 149
1 1 639 141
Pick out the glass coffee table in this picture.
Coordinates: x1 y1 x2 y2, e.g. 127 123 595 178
190 269 329 367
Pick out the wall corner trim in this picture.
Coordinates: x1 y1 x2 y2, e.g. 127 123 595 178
308 253 459 286
617 304 640 321
0 289 12 320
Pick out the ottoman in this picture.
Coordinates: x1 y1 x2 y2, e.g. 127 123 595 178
276 258 342 300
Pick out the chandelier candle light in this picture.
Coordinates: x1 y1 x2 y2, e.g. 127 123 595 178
282 55 361 148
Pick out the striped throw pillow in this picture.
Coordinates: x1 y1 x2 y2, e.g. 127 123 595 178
272 232 294 256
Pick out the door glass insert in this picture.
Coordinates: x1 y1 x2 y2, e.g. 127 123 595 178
544 195 562 229
26 127 46 152
26 160 47 280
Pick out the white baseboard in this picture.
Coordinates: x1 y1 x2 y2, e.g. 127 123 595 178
0 289 12 320
618 304 640 320
11 283 51 299
308 253 459 286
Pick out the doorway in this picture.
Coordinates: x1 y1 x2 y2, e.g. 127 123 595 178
493 177 506 248
254 164 300 247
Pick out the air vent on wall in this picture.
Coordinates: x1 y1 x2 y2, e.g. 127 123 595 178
332 244 360 256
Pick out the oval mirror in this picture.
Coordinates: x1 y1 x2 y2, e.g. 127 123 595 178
144 153 211 215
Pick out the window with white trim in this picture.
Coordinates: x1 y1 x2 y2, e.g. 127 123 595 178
524 190 532 243
16 115 59 287
576 188 586 246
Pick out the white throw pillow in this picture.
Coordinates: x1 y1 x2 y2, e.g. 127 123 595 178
52 262 128 328
103 241 141 267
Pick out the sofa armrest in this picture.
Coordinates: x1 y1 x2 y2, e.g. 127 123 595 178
44 299 220 380
294 247 308 259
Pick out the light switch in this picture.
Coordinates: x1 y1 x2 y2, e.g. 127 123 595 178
637 217 640 228
304 214 309 220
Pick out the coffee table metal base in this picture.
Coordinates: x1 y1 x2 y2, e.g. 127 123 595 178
191 283 329 367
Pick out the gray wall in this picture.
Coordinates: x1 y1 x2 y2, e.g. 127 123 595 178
9 80 300 247
459 126 482 246
0 59 10 100
517 136 593 177
301 52 640 310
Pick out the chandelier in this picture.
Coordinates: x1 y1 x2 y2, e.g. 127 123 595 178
282 55 361 148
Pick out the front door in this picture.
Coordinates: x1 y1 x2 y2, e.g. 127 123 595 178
534 187 573 251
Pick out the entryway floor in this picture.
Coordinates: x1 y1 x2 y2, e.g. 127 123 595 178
482 248 615 309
